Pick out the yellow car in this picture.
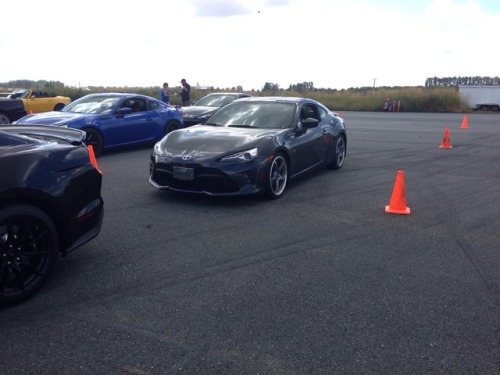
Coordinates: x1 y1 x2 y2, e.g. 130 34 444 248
9 89 71 113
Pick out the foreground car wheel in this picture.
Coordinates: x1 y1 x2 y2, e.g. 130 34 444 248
326 135 346 170
84 128 103 156
0 205 59 306
265 153 288 199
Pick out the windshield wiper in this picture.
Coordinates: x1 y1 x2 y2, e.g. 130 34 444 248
204 122 221 126
228 124 254 128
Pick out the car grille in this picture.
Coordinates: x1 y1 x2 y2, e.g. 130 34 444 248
152 164 240 194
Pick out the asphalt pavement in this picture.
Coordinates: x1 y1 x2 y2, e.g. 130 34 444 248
1 111 499 374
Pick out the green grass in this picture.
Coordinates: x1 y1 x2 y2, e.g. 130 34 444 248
251 87 468 113
0 85 472 113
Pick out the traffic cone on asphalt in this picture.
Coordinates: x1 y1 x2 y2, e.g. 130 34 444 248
460 115 468 129
439 128 453 149
385 171 411 215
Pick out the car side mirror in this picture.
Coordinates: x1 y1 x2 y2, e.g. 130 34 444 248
117 107 132 116
301 117 319 129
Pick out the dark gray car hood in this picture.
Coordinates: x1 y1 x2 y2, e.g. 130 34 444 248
161 125 281 154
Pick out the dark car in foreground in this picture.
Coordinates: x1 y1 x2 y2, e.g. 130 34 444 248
15 92 184 156
0 125 104 306
181 92 251 127
150 97 346 199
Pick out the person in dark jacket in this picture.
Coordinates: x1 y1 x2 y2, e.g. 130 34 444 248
180 78 191 106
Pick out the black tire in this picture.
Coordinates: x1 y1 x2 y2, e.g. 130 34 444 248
265 153 288 199
84 128 104 156
326 135 346 170
165 120 181 134
0 204 59 306
54 103 65 111
0 112 11 125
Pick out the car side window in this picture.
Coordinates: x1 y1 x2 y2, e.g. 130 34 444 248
318 106 328 120
122 99 146 113
149 100 160 111
300 104 319 121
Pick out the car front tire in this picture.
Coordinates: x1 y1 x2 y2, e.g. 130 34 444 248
0 204 59 306
326 134 346 170
84 128 104 156
265 153 288 199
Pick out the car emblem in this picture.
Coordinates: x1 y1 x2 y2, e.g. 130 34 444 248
181 155 192 161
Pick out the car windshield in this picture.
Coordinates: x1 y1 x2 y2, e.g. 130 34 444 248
62 95 121 114
207 101 295 129
9 89 30 99
194 94 237 108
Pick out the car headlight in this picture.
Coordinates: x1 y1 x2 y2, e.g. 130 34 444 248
220 148 258 163
153 140 166 156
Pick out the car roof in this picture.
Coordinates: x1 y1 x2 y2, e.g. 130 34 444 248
86 92 141 97
235 96 313 104
204 92 250 96
82 92 162 102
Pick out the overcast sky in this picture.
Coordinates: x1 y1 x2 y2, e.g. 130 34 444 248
1 0 499 91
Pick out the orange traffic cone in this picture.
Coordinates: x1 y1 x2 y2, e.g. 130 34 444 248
29 110 33 114
385 170 411 215
439 128 452 149
460 115 468 129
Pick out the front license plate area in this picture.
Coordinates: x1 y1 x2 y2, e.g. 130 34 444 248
173 166 194 181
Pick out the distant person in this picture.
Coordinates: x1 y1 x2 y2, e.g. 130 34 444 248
160 82 172 105
180 78 191 106
384 98 392 112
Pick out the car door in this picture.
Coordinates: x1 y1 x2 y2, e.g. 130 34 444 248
288 103 327 174
108 98 157 145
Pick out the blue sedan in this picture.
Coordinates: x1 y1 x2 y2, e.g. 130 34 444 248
15 92 184 156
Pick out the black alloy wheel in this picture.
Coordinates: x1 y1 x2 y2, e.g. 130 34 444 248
84 128 104 157
265 153 288 199
0 205 59 306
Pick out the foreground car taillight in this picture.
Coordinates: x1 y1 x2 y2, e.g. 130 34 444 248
87 145 102 174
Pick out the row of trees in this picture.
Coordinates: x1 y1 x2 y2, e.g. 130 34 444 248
263 81 315 92
3 77 500 97
264 77 500 92
425 76 500 87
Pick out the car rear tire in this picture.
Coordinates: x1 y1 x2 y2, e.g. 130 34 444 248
326 135 346 170
84 128 104 156
0 112 11 125
165 120 181 134
0 204 59 306
265 153 288 199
